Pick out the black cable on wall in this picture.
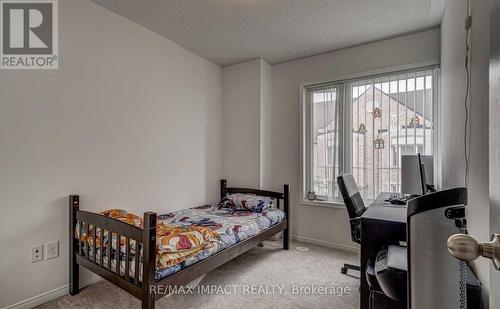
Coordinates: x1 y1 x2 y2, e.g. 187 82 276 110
464 0 471 188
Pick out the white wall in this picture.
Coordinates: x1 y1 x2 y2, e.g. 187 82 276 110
270 29 441 248
260 60 273 189
222 59 261 188
0 0 223 307
440 0 491 304
222 58 273 189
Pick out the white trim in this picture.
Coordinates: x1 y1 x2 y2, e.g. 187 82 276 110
291 235 360 254
433 67 442 190
302 83 345 203
298 200 346 209
2 275 102 309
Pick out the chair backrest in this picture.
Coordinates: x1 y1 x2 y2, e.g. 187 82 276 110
337 174 366 219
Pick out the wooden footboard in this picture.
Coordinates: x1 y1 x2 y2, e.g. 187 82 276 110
69 179 289 309
69 196 157 304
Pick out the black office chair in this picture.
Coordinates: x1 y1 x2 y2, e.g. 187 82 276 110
374 245 407 305
366 257 385 308
337 174 366 274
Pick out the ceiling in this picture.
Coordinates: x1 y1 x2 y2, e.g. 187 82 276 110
91 0 446 66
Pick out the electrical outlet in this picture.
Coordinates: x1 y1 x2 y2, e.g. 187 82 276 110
32 245 43 263
46 241 59 260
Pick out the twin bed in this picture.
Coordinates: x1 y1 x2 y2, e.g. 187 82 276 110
69 179 290 309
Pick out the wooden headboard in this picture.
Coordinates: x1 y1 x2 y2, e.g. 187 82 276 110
219 179 289 210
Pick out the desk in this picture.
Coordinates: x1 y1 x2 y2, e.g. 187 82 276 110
360 193 407 309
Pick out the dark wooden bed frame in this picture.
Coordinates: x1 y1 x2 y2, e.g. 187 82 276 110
69 179 290 309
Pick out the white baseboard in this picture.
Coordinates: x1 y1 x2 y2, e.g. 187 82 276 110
3 275 102 309
291 234 360 253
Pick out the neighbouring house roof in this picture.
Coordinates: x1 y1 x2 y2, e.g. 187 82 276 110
314 85 432 134
352 85 432 121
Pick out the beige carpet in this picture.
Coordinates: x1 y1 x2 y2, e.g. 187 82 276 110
37 241 359 309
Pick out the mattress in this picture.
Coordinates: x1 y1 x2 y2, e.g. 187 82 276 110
76 205 286 281
155 205 285 279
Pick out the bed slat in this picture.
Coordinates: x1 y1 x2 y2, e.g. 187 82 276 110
78 221 82 256
92 225 97 263
85 222 90 259
107 231 112 271
134 242 140 286
116 234 121 275
99 227 104 267
125 237 130 281
84 222 89 259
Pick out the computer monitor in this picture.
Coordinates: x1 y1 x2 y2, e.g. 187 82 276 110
401 154 434 196
417 153 427 195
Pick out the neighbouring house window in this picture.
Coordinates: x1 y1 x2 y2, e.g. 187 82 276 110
304 66 438 203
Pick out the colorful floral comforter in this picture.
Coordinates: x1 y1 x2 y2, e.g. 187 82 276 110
76 205 285 280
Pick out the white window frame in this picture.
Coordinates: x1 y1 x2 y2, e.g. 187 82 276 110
299 62 440 208
303 83 344 202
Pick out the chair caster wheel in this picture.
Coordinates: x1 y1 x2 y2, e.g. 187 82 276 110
341 267 347 274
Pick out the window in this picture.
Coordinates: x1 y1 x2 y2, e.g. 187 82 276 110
303 66 438 203
306 86 340 201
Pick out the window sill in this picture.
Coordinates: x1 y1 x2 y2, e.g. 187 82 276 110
298 200 346 209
